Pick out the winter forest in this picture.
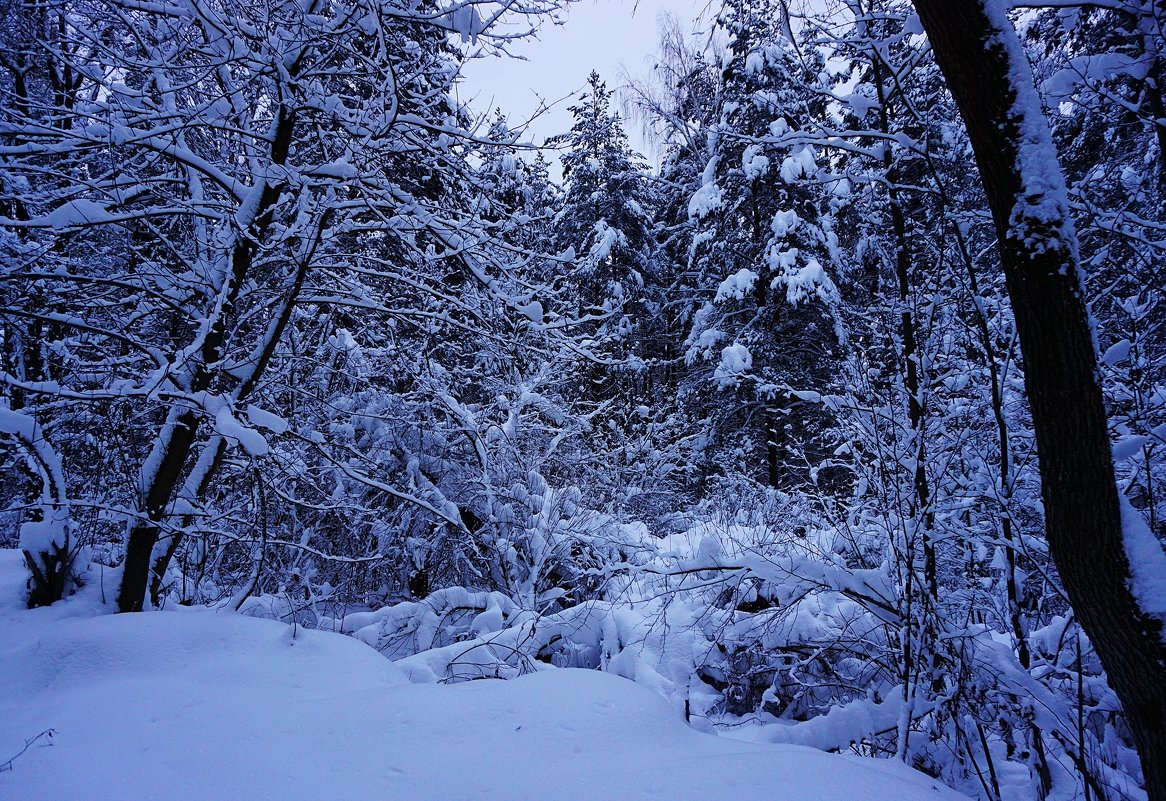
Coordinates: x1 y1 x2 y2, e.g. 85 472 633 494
0 0 1164 799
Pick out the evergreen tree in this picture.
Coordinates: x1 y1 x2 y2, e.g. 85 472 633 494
545 71 663 508
552 71 655 299
661 0 846 492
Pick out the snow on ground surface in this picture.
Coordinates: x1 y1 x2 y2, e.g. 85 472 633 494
0 551 968 801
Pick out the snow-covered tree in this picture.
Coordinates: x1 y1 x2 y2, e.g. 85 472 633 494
552 71 655 302
644 1 846 494
0 0 577 610
912 1 1166 797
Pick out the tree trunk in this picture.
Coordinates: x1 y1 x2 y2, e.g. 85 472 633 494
909 3 1166 799
116 102 298 612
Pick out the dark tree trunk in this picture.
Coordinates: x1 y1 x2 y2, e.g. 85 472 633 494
116 104 298 613
909 3 1166 799
117 409 201 612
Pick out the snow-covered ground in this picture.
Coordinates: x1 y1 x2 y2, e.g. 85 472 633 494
0 551 967 801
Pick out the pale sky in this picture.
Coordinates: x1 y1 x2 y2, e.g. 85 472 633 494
456 0 709 172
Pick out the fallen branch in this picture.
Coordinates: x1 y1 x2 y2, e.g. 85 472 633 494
0 729 55 772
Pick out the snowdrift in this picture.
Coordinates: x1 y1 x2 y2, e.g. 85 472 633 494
0 551 969 801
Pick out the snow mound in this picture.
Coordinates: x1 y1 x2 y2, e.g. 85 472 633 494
0 552 969 801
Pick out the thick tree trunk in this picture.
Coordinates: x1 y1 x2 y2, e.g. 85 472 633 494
910 2 1166 799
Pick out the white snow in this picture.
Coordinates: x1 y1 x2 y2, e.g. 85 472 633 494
42 199 111 229
588 220 626 262
729 694 905 752
310 159 357 179
0 551 971 801
714 268 759 302
518 299 544 324
983 0 1074 257
843 89 877 119
766 244 840 307
714 343 752 387
780 146 817 182
17 507 70 556
1113 434 1151 462
1044 53 1150 100
0 410 70 552
687 180 723 220
244 404 289 435
1119 496 1166 631
214 406 269 457
446 4 483 44
741 144 770 181
770 208 800 238
697 327 723 348
1101 339 1132 366
0 408 39 443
